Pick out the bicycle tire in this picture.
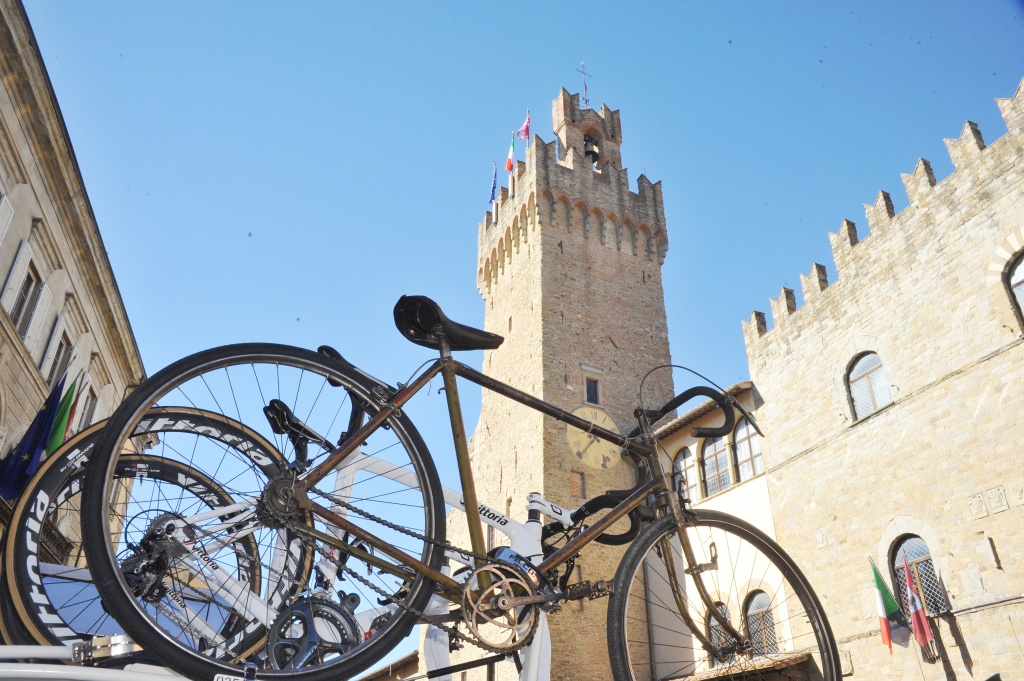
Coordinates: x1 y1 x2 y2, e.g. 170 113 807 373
0 539 36 647
3 411 292 658
607 512 839 681
81 343 446 681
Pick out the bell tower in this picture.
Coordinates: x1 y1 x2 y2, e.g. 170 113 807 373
466 89 674 680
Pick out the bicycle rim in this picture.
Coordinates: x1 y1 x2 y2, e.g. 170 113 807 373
608 512 839 681
81 344 444 681
4 413 275 654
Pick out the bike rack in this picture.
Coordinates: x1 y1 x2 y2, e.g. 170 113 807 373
0 634 178 680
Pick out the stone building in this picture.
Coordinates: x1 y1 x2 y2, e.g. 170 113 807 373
388 76 1024 681
429 89 674 681
654 77 1024 680
0 0 144 529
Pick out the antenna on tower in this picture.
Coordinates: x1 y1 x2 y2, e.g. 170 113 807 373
577 62 591 109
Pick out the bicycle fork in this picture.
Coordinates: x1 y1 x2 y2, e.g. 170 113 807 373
636 410 748 662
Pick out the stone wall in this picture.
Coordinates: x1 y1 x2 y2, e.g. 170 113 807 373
0 0 144 497
739 77 1024 679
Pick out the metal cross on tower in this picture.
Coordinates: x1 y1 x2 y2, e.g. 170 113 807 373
577 62 591 109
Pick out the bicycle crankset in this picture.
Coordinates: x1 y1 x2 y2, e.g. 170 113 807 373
267 593 362 669
461 551 544 653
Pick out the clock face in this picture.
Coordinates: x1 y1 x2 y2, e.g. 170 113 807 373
566 406 622 470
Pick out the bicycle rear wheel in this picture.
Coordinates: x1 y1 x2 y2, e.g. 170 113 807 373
81 344 446 681
607 512 839 681
3 412 282 655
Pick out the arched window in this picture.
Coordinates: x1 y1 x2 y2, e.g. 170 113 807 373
1008 254 1024 312
848 353 893 420
702 435 730 496
706 602 734 668
744 591 779 656
733 416 763 482
673 446 699 502
892 535 949 616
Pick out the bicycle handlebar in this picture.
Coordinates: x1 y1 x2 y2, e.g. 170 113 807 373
628 386 736 439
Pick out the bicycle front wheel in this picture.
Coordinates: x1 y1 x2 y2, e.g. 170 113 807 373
81 344 446 681
608 512 839 681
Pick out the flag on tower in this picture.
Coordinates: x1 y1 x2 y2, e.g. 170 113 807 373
505 135 515 172
515 110 530 142
870 560 904 654
0 374 65 500
489 162 496 204
903 556 934 648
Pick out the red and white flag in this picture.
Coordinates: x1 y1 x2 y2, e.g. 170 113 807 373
903 557 934 648
505 135 515 172
515 110 530 141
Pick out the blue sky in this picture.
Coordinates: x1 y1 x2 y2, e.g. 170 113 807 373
22 1 1024 475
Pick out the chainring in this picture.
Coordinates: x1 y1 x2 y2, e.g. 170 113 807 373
461 561 540 653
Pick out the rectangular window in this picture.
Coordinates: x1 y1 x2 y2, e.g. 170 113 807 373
570 470 586 499
45 334 72 388
487 524 495 552
585 377 600 405
79 388 98 429
9 263 41 339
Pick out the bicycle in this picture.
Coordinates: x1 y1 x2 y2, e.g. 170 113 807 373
0 409 294 660
79 295 839 681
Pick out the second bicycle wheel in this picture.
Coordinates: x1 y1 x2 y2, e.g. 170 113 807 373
3 411 290 658
81 344 446 681
608 512 839 681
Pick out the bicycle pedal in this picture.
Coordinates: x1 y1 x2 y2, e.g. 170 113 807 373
564 579 612 601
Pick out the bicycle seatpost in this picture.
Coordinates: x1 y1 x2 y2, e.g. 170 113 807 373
437 336 488 564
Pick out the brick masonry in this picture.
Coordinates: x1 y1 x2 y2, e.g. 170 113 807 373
430 90 675 681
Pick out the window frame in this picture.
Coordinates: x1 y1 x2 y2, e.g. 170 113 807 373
9 261 41 339
44 333 72 388
706 602 734 668
78 387 98 431
580 363 604 406
1006 252 1024 326
744 590 779 657
890 534 949 617
733 416 763 483
701 434 731 497
673 446 700 503
847 352 894 421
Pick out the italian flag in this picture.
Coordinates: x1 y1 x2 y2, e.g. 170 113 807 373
871 560 902 654
505 135 515 172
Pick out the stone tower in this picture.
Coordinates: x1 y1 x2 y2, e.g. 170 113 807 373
467 89 674 680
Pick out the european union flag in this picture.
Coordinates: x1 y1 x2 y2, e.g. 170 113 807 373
489 162 497 204
0 374 65 501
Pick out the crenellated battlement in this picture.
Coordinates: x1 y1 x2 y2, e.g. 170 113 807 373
743 76 1024 349
477 89 669 296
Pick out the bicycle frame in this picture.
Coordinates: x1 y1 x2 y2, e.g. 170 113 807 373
291 345 747 663
135 343 744 672
292 347 665 604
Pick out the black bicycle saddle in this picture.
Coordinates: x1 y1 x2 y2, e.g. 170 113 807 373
394 295 504 352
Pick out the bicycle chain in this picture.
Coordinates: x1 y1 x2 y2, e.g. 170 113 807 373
286 487 528 655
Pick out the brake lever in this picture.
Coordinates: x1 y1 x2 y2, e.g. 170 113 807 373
724 392 764 437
